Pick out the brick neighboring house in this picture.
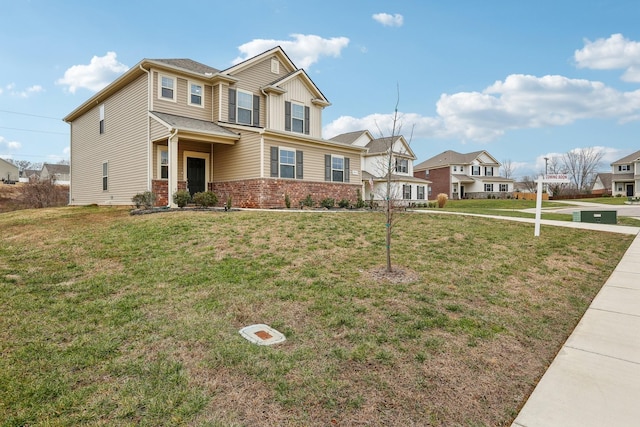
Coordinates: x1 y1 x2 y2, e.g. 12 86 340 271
413 150 513 199
610 149 640 197
63 47 366 208
329 130 431 204
591 172 612 196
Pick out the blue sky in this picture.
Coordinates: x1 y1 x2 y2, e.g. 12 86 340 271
2 0 640 179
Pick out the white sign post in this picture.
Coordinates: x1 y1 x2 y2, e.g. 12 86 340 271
534 174 570 237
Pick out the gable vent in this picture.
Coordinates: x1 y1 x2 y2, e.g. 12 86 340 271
271 58 280 74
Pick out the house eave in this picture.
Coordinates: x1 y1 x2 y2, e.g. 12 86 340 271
263 129 367 152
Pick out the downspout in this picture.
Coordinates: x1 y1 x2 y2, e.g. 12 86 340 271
167 127 178 207
139 64 152 192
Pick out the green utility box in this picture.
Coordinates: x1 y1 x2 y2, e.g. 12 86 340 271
579 210 617 224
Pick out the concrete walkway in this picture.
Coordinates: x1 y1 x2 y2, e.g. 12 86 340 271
410 209 640 426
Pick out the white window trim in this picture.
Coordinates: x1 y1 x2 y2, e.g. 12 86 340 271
99 104 105 134
188 80 204 108
102 161 108 192
279 147 296 179
182 151 210 183
159 74 177 102
331 155 345 182
157 146 168 180
291 101 305 133
236 89 254 125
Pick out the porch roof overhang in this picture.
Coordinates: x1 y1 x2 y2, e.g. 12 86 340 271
150 111 240 144
363 171 432 184
452 174 476 183
611 173 635 182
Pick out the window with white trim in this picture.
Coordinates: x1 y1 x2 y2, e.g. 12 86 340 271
160 75 176 101
102 162 108 191
395 158 408 173
189 82 203 107
332 156 344 182
619 165 631 171
484 183 494 192
158 146 168 179
485 166 494 176
499 183 508 192
237 90 253 125
292 102 304 133
472 165 480 176
417 185 425 199
403 185 412 199
99 104 105 134
280 149 295 179
453 165 457 172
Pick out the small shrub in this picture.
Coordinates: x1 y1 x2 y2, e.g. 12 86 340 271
19 178 68 209
173 190 191 208
355 189 366 209
284 194 291 208
320 198 335 209
368 193 375 209
192 191 217 207
302 194 314 207
131 191 156 209
437 193 448 208
225 195 232 210
338 199 350 208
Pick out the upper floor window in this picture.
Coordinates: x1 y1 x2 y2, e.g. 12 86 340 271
485 166 494 176
271 146 303 179
189 82 203 107
160 75 176 101
619 165 631 171
228 88 259 126
99 104 105 134
285 101 309 135
453 165 457 172
472 165 480 176
395 159 408 173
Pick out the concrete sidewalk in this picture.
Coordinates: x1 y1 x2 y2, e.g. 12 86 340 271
512 232 640 427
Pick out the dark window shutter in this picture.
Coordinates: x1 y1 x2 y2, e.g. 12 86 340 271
304 106 310 135
344 158 350 183
296 150 303 179
325 155 331 181
253 95 260 126
285 101 291 131
228 88 236 123
270 146 279 177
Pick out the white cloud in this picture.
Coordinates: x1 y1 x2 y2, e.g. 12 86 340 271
574 33 640 82
323 112 442 140
325 74 640 143
372 13 404 27
15 85 44 98
0 136 22 150
232 34 349 69
56 52 129 94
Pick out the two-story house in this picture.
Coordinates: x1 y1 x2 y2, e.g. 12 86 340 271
63 47 365 208
413 150 513 199
0 157 19 183
329 130 431 204
40 163 70 185
610 149 640 197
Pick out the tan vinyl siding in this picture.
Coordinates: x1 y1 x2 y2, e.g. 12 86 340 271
70 74 149 205
270 78 323 137
264 139 361 183
152 71 212 120
150 117 169 141
213 132 262 180
177 141 213 182
219 83 229 122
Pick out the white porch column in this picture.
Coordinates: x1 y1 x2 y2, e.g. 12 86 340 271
168 132 179 207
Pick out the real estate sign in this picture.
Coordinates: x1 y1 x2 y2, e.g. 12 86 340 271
534 174 571 237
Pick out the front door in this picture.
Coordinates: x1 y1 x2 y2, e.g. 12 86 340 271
186 157 206 196
460 186 465 199
627 184 634 197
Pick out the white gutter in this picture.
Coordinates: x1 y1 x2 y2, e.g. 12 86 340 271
167 127 178 208
139 64 151 191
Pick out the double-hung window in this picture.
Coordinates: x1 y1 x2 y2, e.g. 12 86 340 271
403 185 412 199
485 166 493 176
271 146 303 179
158 147 168 179
285 101 309 134
280 149 296 179
484 183 494 192
619 165 631 171
189 82 203 107
99 104 105 134
324 155 349 182
102 162 108 191
499 183 508 192
228 88 259 126
417 185 425 199
395 159 408 173
237 90 253 125
160 75 176 101
292 103 304 133
472 165 480 176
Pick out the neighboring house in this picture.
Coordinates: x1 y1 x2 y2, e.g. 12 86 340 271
413 150 514 199
0 157 19 182
63 47 365 208
610 149 640 197
329 130 431 204
19 169 39 183
591 172 612 196
40 163 70 185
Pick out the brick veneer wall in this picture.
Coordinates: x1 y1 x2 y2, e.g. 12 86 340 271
415 167 451 198
152 180 186 206
211 179 362 208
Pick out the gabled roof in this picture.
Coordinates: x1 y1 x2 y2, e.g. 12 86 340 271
594 172 612 189
329 130 372 145
150 112 240 142
365 136 415 159
611 149 640 165
263 68 330 107
414 150 498 170
148 58 220 75
221 46 297 75
0 157 17 169
42 163 70 174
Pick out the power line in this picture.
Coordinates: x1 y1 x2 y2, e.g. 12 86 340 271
0 126 68 135
0 109 61 120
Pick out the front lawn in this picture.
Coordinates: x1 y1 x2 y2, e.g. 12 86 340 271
0 207 633 426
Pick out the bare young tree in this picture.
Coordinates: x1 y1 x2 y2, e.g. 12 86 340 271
562 147 604 194
501 159 515 179
520 175 538 193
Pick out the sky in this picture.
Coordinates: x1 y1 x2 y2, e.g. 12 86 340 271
2 0 640 179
